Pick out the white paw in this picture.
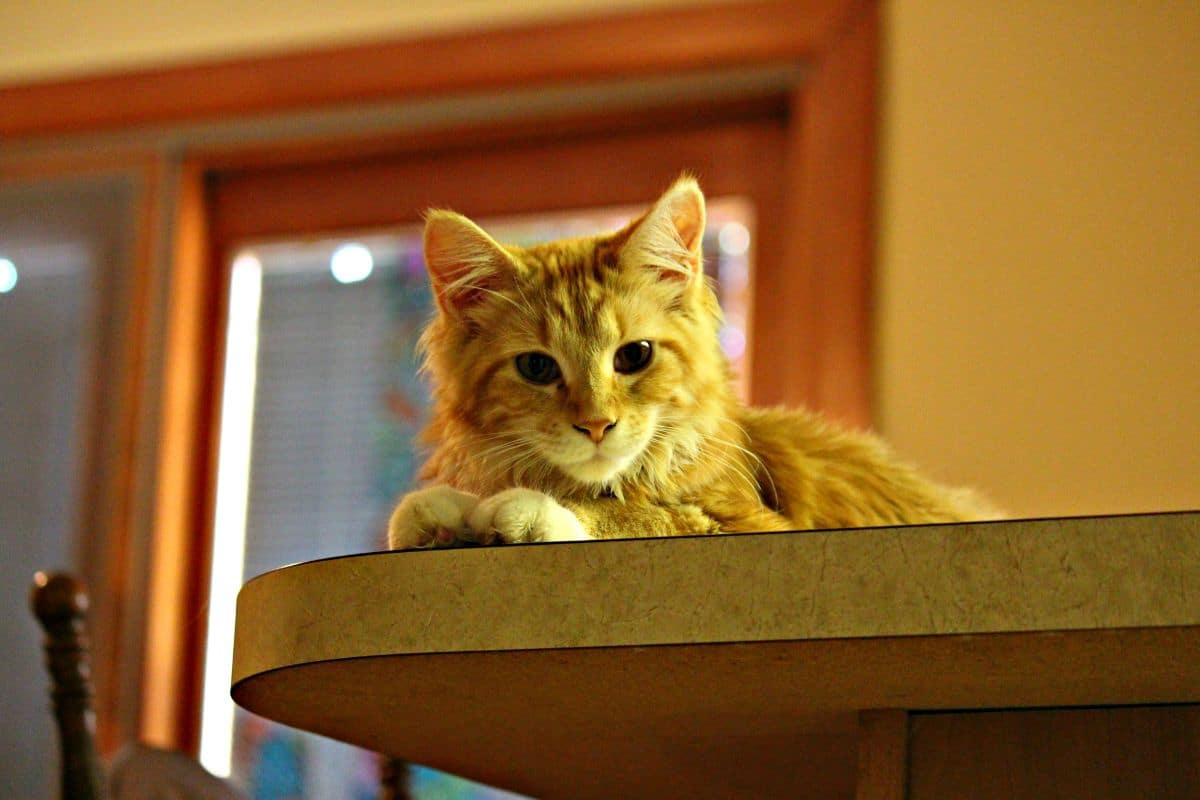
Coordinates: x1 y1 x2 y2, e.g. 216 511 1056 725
466 488 593 544
387 486 481 550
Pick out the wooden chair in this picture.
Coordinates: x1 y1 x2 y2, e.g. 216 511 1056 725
31 571 410 799
30 571 110 800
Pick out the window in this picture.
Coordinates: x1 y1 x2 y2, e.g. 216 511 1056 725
0 174 139 797
202 199 755 796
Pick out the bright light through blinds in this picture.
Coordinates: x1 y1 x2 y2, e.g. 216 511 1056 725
199 252 263 778
0 258 17 293
330 242 374 284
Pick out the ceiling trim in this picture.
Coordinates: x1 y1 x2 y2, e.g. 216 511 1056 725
0 0 863 139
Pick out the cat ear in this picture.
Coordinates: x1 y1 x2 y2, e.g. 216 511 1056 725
622 175 707 282
422 210 516 315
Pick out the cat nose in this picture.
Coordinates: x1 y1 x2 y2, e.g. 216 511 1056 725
572 418 617 444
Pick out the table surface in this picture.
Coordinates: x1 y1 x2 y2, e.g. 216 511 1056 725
232 512 1200 799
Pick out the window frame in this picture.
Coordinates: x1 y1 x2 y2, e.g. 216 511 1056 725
0 154 164 756
2 0 879 756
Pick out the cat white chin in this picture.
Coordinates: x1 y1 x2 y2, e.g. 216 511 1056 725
561 453 632 484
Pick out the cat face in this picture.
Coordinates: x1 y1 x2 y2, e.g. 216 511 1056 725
456 252 702 487
420 178 731 493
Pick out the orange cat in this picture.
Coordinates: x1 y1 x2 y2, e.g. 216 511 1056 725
388 177 996 549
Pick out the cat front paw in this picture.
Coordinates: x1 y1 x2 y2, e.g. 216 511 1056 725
466 488 593 544
388 486 481 550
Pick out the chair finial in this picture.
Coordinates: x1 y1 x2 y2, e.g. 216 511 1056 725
31 571 89 625
30 570 109 800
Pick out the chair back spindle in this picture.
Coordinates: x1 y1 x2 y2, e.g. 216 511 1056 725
30 571 110 800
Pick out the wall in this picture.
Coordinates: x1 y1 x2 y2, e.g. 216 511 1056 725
877 1 1199 517
0 0 714 82
2 0 1196 517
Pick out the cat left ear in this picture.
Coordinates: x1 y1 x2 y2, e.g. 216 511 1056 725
622 176 707 283
423 210 516 315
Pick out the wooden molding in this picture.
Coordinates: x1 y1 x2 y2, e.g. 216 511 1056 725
85 157 165 756
140 161 221 751
190 92 789 173
206 111 787 245
0 151 158 183
753 0 877 424
0 0 860 139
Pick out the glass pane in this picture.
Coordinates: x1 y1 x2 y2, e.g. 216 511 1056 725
203 199 755 798
0 175 137 799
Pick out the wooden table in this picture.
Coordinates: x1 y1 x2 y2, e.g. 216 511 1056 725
232 512 1200 799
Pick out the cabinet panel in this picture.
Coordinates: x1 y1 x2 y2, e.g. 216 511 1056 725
909 705 1200 800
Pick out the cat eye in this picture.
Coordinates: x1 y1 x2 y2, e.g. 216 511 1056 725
514 352 561 384
614 340 654 374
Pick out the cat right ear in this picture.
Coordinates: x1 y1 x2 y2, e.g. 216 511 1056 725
423 210 516 315
620 175 707 284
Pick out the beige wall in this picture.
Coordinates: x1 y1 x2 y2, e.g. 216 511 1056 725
878 1 1199 517
5 0 1196 519
0 0 712 82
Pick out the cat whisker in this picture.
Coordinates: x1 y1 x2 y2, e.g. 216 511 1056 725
701 428 780 507
471 439 530 462
473 440 541 481
707 435 772 493
692 444 761 500
659 412 777 505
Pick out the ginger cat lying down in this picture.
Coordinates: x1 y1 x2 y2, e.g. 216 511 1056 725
389 177 996 549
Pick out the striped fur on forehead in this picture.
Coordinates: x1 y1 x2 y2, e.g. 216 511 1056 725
420 226 717 378
516 231 625 283
500 233 640 337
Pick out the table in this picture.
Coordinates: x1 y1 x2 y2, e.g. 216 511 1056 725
232 512 1200 799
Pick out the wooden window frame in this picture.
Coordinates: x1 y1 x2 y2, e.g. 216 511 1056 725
2 0 878 754
0 154 164 756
